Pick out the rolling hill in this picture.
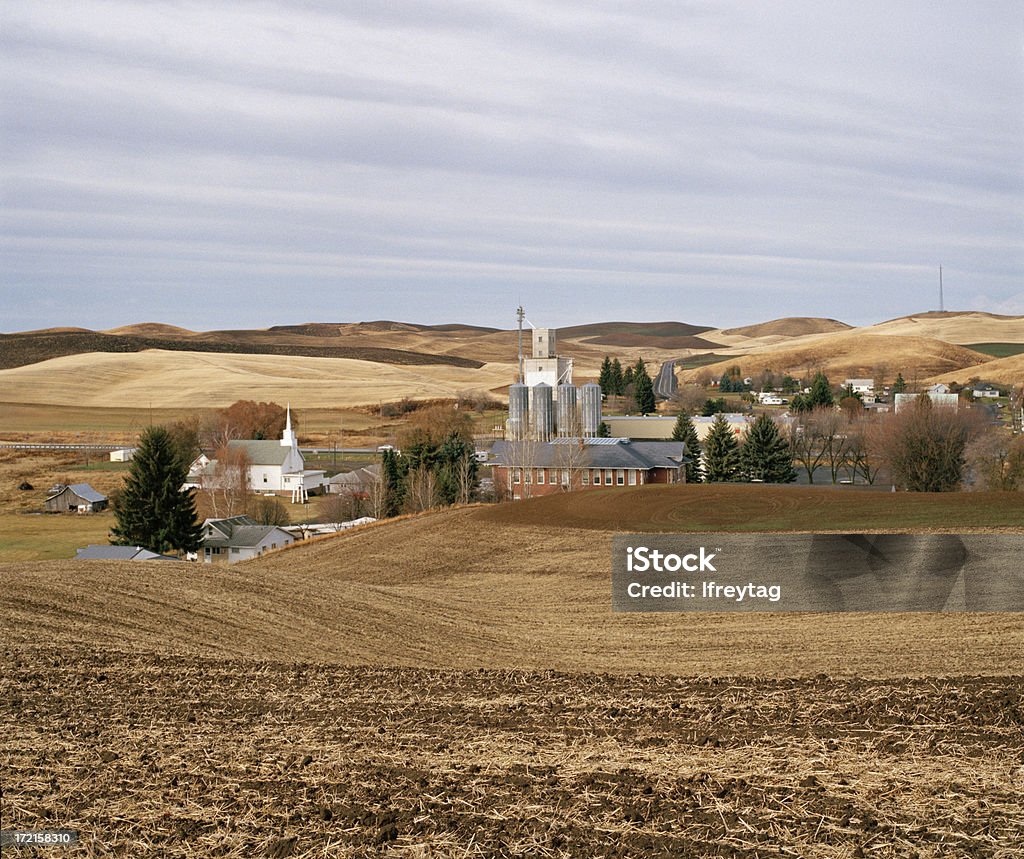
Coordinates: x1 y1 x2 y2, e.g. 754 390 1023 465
0 350 513 408
720 317 852 338
865 311 1024 344
4 492 1023 676
677 332 991 382
924 352 1024 387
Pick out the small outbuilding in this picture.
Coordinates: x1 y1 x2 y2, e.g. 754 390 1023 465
44 483 108 513
109 448 137 462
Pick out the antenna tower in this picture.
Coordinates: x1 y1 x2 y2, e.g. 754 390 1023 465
939 265 944 312
516 305 525 383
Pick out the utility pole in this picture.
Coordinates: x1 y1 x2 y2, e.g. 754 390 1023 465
516 305 525 384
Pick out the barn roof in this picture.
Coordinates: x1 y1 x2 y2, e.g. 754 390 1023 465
47 483 107 502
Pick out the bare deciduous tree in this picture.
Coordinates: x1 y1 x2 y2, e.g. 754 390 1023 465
205 444 252 518
405 466 438 512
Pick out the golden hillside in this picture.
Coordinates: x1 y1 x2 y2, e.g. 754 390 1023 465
0 350 515 408
865 311 1024 344
924 352 1024 387
678 332 991 382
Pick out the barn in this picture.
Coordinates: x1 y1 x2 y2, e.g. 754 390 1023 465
44 483 108 513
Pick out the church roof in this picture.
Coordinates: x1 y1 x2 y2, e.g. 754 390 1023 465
226 439 293 466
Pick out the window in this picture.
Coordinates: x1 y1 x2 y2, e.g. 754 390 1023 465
525 469 532 484
271 543 277 549
582 470 590 485
561 469 569 486
628 470 637 485
617 469 625 485
231 547 239 554
604 470 613 485
513 469 521 484
538 469 545 484
263 475 268 483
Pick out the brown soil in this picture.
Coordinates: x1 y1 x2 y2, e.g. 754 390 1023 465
1 647 1020 857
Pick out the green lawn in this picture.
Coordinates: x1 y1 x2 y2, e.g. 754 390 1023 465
0 511 116 561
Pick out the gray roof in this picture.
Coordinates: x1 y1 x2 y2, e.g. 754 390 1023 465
226 439 292 465
202 516 291 549
75 545 176 561
47 483 107 502
491 440 686 470
326 465 381 486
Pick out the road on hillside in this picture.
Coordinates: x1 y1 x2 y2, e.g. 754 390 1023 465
654 359 678 400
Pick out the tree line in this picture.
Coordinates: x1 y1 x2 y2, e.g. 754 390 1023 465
598 356 657 415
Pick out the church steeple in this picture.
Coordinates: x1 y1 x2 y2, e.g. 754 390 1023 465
281 403 297 448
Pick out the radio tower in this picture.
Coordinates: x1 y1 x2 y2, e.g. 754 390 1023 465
939 265 944 312
516 305 525 383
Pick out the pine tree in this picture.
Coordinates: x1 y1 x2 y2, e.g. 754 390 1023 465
111 425 202 555
381 448 406 517
598 356 614 399
893 373 907 394
610 358 624 396
671 413 702 483
702 414 742 482
807 371 834 408
741 414 796 483
633 358 656 415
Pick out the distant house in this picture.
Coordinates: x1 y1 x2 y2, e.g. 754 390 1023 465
200 516 294 564
186 407 326 502
325 464 381 496
926 383 951 395
75 545 178 561
844 379 875 396
44 483 108 513
109 448 137 462
491 438 687 499
973 383 1000 399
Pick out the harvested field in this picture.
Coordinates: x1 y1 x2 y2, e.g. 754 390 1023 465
0 350 515 409
925 351 1024 387
2 647 1021 857
3 504 1023 676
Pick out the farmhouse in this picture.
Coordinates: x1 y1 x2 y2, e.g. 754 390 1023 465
200 516 294 564
973 383 1000 398
491 438 687 499
44 483 108 513
843 378 875 396
187 407 326 502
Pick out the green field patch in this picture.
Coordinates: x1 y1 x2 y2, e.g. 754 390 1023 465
965 342 1024 358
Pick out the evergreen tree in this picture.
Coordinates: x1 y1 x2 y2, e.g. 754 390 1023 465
701 398 726 416
633 358 656 415
381 448 406 517
597 421 611 438
893 373 907 394
741 414 796 483
702 414 742 482
610 358 624 395
598 356 614 399
780 374 800 394
807 371 834 408
111 425 202 555
622 365 635 389
671 413 702 483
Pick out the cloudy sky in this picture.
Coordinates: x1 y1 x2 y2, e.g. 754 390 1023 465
2 1 1021 332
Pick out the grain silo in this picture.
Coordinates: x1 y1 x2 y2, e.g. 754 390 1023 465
507 383 529 440
580 382 603 436
556 383 578 436
531 383 554 441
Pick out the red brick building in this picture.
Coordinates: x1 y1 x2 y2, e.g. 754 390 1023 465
490 438 687 500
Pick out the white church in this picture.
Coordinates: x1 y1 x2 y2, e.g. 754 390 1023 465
187 407 326 502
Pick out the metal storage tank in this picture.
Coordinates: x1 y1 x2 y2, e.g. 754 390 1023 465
580 382 603 436
531 383 554 441
507 383 529 440
556 383 578 436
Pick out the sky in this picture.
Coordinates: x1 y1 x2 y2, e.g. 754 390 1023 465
1 1 1022 332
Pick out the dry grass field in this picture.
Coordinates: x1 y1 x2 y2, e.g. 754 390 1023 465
0 350 516 408
925 351 1024 386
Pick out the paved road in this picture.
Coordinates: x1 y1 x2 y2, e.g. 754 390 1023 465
653 359 678 400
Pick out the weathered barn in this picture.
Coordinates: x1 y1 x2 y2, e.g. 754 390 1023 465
44 483 108 513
